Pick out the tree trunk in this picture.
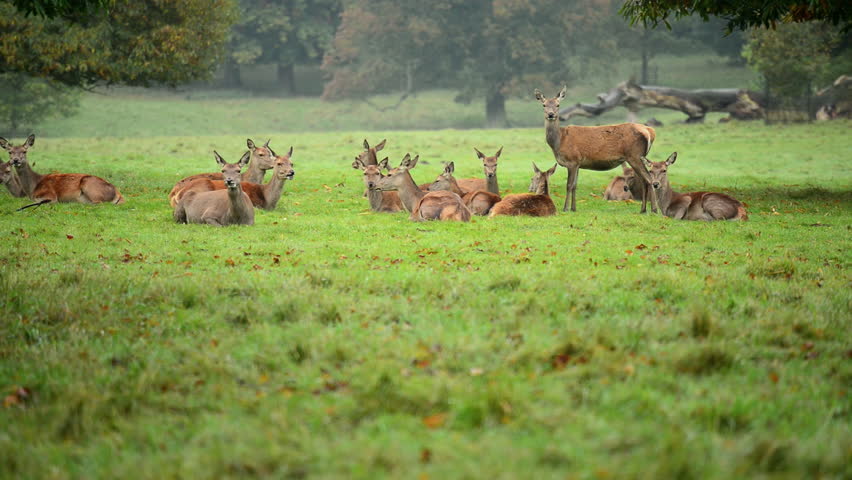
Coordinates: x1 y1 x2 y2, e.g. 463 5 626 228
222 59 242 88
277 63 295 95
486 90 507 128
641 50 649 85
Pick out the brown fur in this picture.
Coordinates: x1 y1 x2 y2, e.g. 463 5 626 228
374 154 471 222
428 161 501 215
604 165 641 201
0 160 25 197
490 163 557 217
174 151 255 226
353 155 403 213
535 87 658 213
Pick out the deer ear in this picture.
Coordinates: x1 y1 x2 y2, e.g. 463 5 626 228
666 152 677 166
556 85 567 101
642 157 652 167
24 134 35 149
474 147 485 160
378 157 390 170
534 89 545 103
408 155 420 169
495 146 503 158
267 145 277 157
374 139 386 151
287 146 294 157
0 137 8 152
264 139 270 148
352 157 365 170
214 151 226 167
546 164 558 176
239 151 251 167
445 162 455 174
532 162 541 173
246 139 256 150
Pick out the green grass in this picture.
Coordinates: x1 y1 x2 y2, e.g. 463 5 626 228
1 118 850 479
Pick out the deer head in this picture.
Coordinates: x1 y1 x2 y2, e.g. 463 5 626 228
354 156 390 191
534 87 566 121
247 138 276 171
0 161 14 184
0 134 35 167
352 138 387 168
643 152 677 190
528 162 558 194
269 146 295 180
474 147 501 179
621 165 637 193
427 162 456 192
374 154 418 191
215 151 251 190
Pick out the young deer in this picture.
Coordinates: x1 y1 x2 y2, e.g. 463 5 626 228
534 86 658 213
174 151 255 226
353 156 403 213
1 134 125 209
489 163 557 217
374 154 471 222
168 138 276 207
173 147 295 211
645 152 748 221
428 161 501 216
455 147 502 195
351 138 387 168
603 165 639 201
0 160 25 197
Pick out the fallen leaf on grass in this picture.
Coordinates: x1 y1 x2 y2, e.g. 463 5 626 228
420 448 432 463
422 413 447 429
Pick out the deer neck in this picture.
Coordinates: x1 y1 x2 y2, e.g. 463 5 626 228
3 173 25 197
535 178 550 197
486 174 499 195
242 159 266 184
395 171 425 212
14 162 42 197
655 180 673 214
367 189 384 211
447 177 464 196
228 185 252 220
261 173 288 210
544 118 562 154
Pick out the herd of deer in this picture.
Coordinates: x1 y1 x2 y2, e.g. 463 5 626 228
0 86 746 225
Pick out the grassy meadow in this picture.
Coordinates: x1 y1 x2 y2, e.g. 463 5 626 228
1 94 850 478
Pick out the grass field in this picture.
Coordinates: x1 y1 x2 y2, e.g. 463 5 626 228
1 115 850 478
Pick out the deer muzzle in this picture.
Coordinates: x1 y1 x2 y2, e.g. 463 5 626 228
652 182 660 189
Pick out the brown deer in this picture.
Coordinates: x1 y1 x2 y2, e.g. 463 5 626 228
173 146 295 211
168 138 276 207
534 86 658 213
489 163 557 217
373 154 471 222
645 152 748 221
352 138 387 168
174 151 255 226
455 147 502 195
603 165 639 201
1 134 125 209
353 156 403 213
428 161 501 216
0 160 25 197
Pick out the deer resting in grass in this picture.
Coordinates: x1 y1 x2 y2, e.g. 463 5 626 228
173 151 255 226
1 134 125 209
454 147 502 195
373 154 471 222
643 152 748 221
0 160 25 197
534 86 657 213
428 161 501 216
172 146 295 211
168 138 276 207
604 165 641 201
489 163 557 217
353 156 403 213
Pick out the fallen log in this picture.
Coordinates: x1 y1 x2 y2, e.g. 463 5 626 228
815 74 851 120
560 79 766 123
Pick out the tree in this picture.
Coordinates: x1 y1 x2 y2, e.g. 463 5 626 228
0 73 80 133
7 0 111 20
225 0 342 92
621 0 852 33
0 0 238 88
322 0 612 127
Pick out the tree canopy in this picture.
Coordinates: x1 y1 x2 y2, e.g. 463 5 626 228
6 0 111 20
621 0 852 33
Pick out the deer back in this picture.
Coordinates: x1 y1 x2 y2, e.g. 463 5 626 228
560 124 654 167
411 191 471 222
33 173 124 205
684 191 748 221
462 190 501 216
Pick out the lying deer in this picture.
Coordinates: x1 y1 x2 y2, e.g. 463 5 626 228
172 146 295 211
174 151 255 226
428 161 501 216
1 134 124 209
374 154 471 222
455 147 502 195
489 163 557 217
352 138 387 168
353 156 403 213
603 165 639 201
534 86 657 213
644 152 748 221
168 138 276 207
0 160 25 197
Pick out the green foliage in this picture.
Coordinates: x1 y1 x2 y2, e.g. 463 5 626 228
0 73 80 133
6 0 111 20
743 22 842 99
0 0 238 88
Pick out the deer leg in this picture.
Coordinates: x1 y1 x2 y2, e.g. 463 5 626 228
562 166 572 212
626 157 658 214
563 165 579 212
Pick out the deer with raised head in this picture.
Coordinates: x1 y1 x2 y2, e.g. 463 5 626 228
428 161 501 216
0 160 25 197
352 138 387 168
603 165 640 201
174 151 255 226
168 138 276 207
454 147 502 195
373 154 471 222
173 146 295 211
644 152 748 221
1 134 125 209
489 163 557 217
534 86 658 213
353 156 403 213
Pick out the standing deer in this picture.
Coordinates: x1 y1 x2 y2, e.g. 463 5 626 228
0 160 25 197
172 146 295 211
489 163 557 217
534 86 658 213
603 165 639 201
174 151 255 226
353 156 403 213
373 154 471 222
644 152 748 221
1 134 125 209
455 147 502 195
428 161 501 216
168 138 276 207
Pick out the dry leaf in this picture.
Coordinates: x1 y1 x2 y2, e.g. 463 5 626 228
422 413 447 429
